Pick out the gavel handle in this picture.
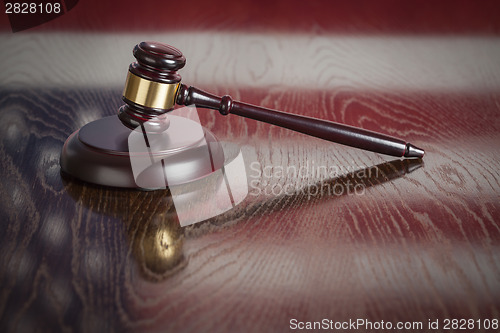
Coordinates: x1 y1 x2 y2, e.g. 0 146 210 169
176 84 424 158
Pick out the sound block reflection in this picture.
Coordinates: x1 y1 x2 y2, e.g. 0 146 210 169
60 115 225 189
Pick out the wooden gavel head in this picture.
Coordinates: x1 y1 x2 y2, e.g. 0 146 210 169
118 41 186 130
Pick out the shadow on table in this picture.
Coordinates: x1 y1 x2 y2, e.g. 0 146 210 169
63 157 423 280
191 157 423 230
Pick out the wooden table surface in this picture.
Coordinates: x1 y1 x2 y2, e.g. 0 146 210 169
1 1 499 332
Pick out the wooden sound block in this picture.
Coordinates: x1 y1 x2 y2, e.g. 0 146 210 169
60 115 225 189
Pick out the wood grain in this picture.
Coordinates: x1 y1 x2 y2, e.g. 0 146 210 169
1 83 499 332
2 0 499 34
1 6 500 332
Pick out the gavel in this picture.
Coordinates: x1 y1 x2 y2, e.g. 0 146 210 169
118 41 424 158
60 41 424 189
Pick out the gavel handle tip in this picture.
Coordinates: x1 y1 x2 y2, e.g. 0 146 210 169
404 144 425 158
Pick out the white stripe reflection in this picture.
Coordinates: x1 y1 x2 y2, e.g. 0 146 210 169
2 33 499 92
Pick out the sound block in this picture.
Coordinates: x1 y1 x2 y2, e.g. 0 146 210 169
60 115 225 189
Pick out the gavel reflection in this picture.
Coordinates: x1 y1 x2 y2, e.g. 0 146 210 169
119 41 424 158
63 183 186 281
62 157 422 281
133 203 186 280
